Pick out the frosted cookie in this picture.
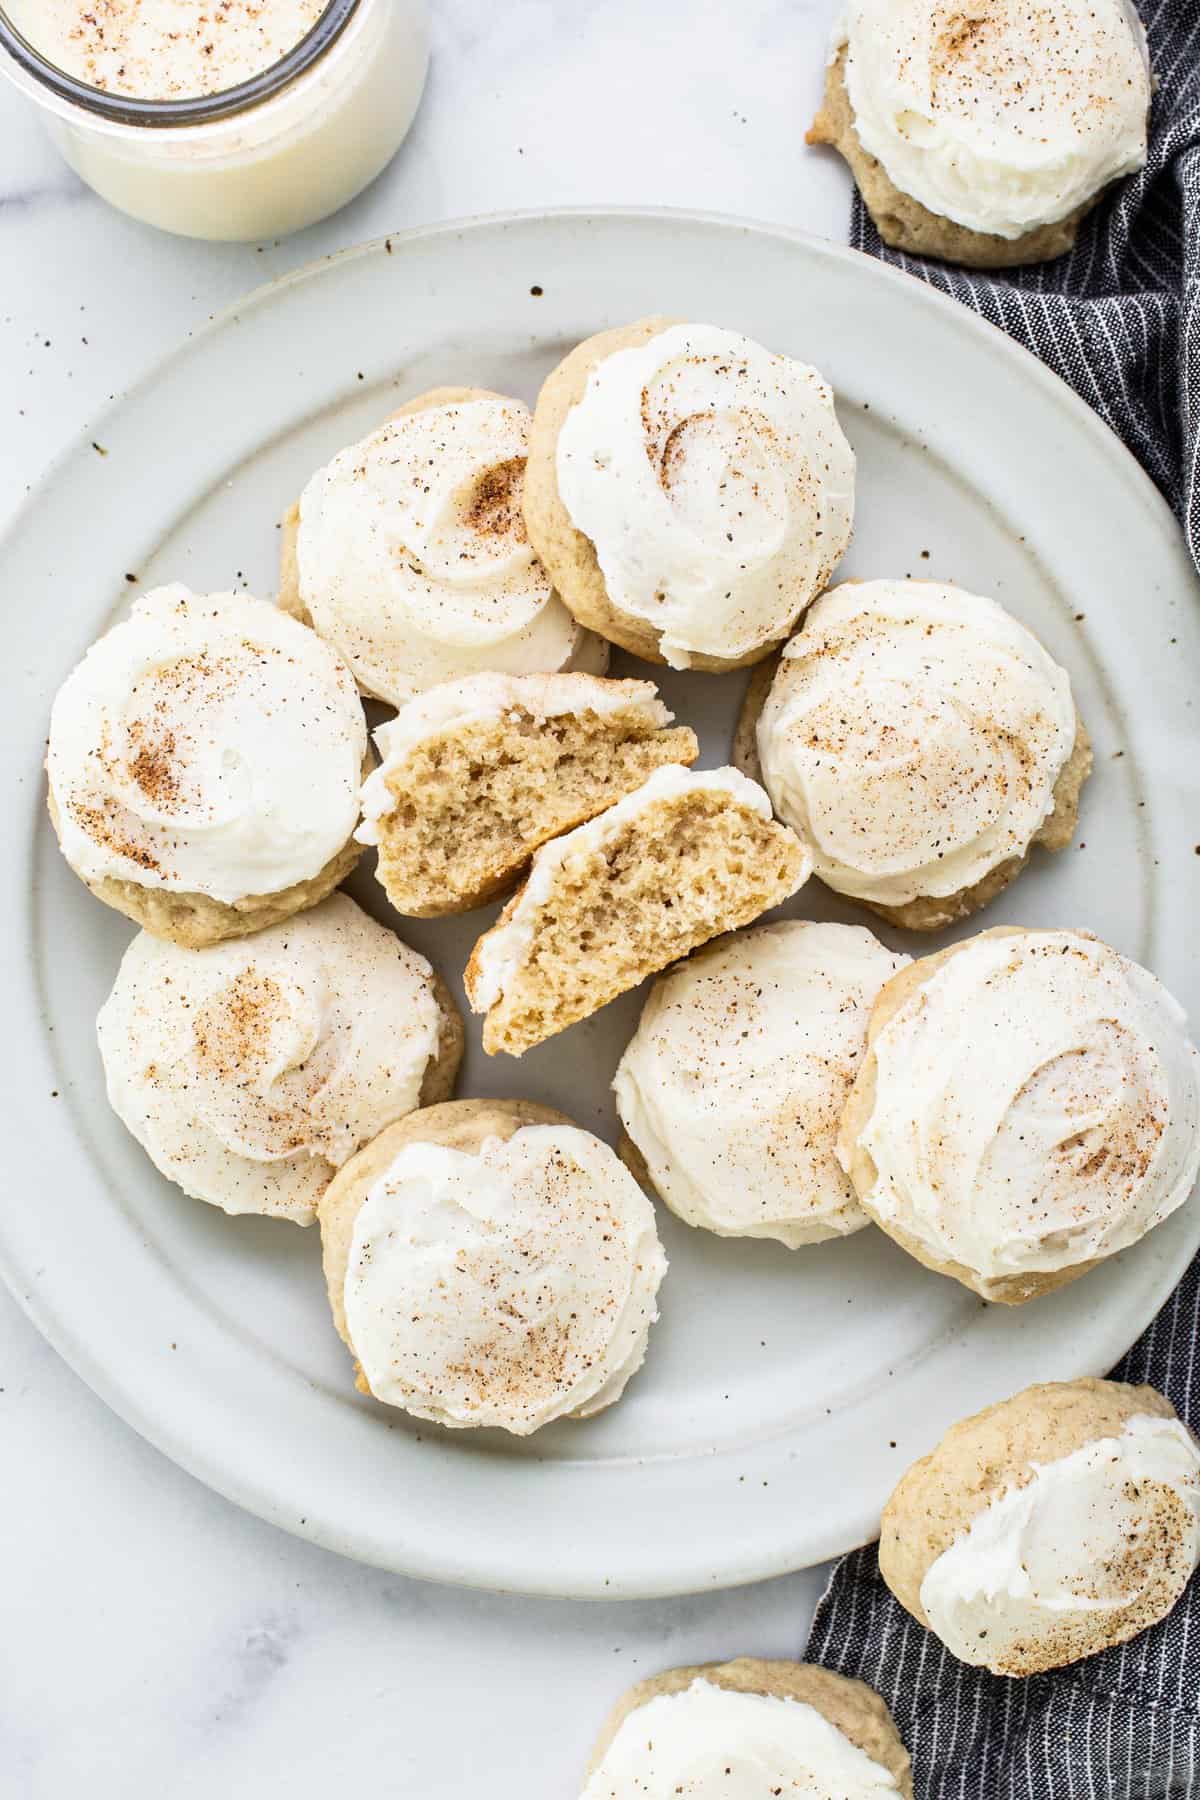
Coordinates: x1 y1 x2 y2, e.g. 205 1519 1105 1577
281 386 606 707
523 318 855 670
740 580 1091 930
838 928 1200 1304
97 893 462 1225
46 584 368 948
881 1379 1200 1676
464 765 811 1057
809 1 1150 269
581 1658 912 1798
318 1099 667 1433
358 671 698 917
615 922 909 1247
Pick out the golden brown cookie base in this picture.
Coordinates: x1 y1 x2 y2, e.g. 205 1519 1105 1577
808 50 1095 270
277 499 310 627
880 1379 1193 1675
524 319 794 672
585 1658 913 1797
736 639 1092 930
317 1097 572 1379
420 975 466 1112
48 785 366 950
617 1128 654 1196
731 653 780 785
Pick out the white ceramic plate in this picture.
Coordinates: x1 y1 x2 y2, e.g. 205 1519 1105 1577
3 209 1199 1600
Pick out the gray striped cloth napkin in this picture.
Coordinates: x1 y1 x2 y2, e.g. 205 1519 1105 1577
806 4 1200 1792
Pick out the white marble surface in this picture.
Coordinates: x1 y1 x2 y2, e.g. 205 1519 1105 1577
0 3 850 1792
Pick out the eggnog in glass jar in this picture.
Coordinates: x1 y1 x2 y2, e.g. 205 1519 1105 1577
0 0 429 239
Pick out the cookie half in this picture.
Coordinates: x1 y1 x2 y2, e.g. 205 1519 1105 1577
464 765 810 1057
358 671 697 916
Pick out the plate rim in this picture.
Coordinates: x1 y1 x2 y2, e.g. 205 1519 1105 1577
2 204 1184 554
2 205 1197 1599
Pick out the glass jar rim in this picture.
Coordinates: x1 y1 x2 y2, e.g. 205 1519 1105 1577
0 0 361 127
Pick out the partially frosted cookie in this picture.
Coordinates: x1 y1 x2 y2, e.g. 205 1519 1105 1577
881 1379 1200 1677
357 671 698 917
282 386 606 707
47 584 368 948
581 1658 912 1798
523 318 855 670
318 1100 667 1433
838 928 1200 1304
615 922 909 1247
809 1 1150 269
464 766 811 1057
97 893 462 1224
743 580 1090 930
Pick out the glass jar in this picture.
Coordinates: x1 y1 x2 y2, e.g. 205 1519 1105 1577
0 0 430 241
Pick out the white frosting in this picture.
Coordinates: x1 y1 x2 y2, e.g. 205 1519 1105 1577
6 0 325 98
615 922 909 1247
96 894 442 1224
756 581 1078 907
920 1415 1200 1672
297 394 603 707
849 931 1200 1288
580 1679 901 1799
344 1124 667 1432
357 671 672 845
555 323 855 669
835 0 1150 240
466 765 806 1014
47 584 366 905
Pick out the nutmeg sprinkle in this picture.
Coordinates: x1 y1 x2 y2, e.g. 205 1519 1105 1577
46 585 367 904
11 0 327 100
343 1127 667 1434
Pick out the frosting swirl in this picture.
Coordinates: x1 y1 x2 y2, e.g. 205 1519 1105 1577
615 922 909 1246
555 323 855 668
756 580 1078 907
920 1415 1200 1675
297 393 602 705
847 930 1200 1288
97 894 443 1223
344 1124 667 1432
581 1680 901 1799
47 584 366 905
835 0 1149 240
